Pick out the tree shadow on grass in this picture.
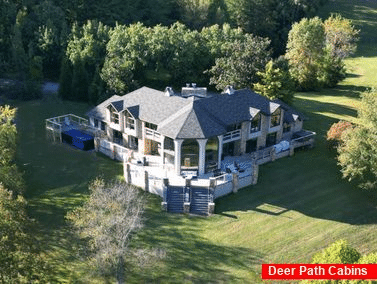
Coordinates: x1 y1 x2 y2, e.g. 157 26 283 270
131 206 264 283
215 148 377 226
293 96 358 138
215 111 377 226
28 194 264 283
216 86 377 226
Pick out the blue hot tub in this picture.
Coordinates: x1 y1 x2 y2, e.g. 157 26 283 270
61 129 94 151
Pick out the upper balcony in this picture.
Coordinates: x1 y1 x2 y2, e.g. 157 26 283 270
144 127 162 141
223 129 241 143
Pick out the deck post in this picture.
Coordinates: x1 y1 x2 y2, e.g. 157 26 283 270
208 177 216 214
174 139 183 175
125 163 131 184
197 139 208 176
251 159 259 185
161 178 169 211
289 144 295 156
144 170 149 192
184 177 191 213
232 173 239 193
271 147 276 162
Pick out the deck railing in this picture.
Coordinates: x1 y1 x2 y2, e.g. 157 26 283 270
223 129 241 142
46 114 95 143
145 128 161 141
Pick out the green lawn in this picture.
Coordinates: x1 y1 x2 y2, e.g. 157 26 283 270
14 0 377 282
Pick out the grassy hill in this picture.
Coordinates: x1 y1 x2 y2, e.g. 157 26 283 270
14 0 377 282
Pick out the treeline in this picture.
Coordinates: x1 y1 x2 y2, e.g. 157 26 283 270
60 14 358 105
60 21 272 103
0 0 328 84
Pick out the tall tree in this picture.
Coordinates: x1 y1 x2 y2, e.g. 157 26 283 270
285 17 325 90
208 33 271 90
319 14 359 87
337 89 377 191
67 179 145 284
253 57 294 104
63 20 111 101
0 185 49 283
0 106 24 194
226 0 329 56
0 0 17 70
286 15 359 90
0 105 48 282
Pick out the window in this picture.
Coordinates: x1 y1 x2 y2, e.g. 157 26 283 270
100 121 106 131
246 139 257 153
164 137 175 151
109 105 119 124
124 110 135 130
283 123 291 133
270 109 281 127
250 113 261 133
145 122 158 130
94 118 99 128
266 132 277 147
128 136 138 150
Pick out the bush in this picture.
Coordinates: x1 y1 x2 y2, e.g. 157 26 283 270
326 120 353 149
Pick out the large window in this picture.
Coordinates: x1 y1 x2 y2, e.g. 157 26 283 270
145 122 157 130
250 113 261 133
164 137 175 151
246 138 257 153
266 132 277 147
205 137 219 172
124 110 135 130
181 139 199 168
109 105 119 124
270 109 281 127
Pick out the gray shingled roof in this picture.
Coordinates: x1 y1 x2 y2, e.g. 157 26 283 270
111 100 124 112
158 98 226 139
87 87 296 139
194 89 281 126
86 94 122 120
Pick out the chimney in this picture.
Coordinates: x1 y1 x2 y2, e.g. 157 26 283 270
164 86 174 97
181 84 207 98
224 85 235 95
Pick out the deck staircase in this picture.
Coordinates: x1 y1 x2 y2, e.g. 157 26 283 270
190 188 209 215
167 187 184 213
166 186 211 215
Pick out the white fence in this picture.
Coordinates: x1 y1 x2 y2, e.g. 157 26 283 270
124 159 257 201
125 162 164 197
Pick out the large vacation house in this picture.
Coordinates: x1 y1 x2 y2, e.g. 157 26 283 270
46 84 314 215
87 85 307 176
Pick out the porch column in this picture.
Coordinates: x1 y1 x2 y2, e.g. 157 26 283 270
217 135 223 170
197 139 208 176
174 139 183 175
160 136 165 165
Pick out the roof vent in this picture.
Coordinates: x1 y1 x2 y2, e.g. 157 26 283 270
192 83 197 88
186 83 190 87
164 86 175 97
224 85 235 95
